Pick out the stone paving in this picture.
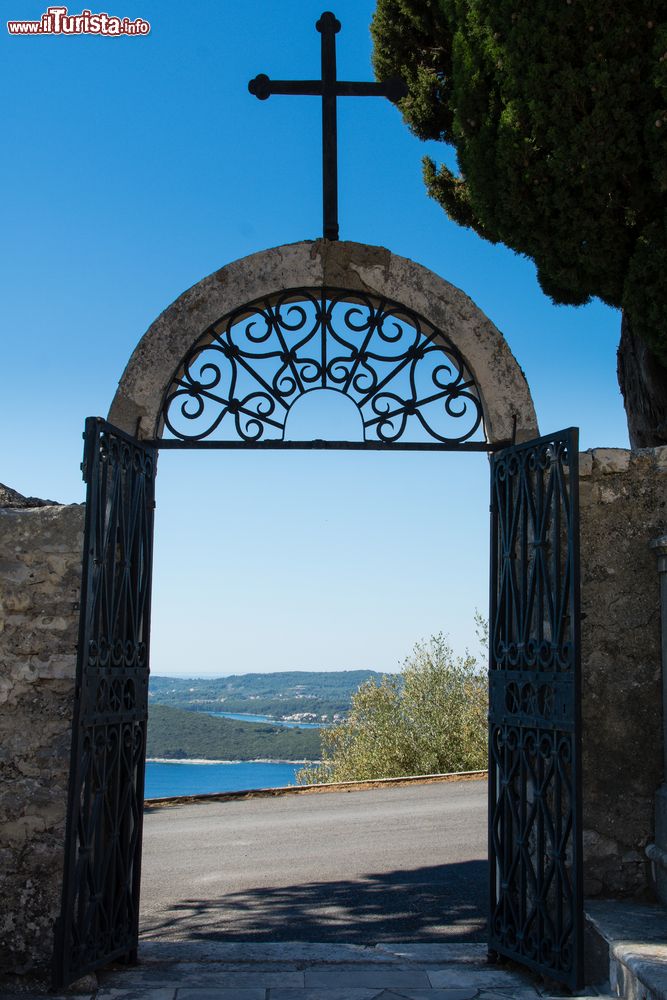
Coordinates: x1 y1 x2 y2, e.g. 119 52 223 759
13 942 613 1000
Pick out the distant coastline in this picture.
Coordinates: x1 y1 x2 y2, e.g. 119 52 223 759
147 703 322 761
148 669 380 727
146 756 318 765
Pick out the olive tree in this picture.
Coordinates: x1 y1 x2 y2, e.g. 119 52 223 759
297 630 487 784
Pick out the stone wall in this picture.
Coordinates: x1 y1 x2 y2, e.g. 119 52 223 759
580 447 667 898
0 486 83 976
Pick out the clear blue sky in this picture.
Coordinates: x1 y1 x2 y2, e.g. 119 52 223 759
1 0 626 675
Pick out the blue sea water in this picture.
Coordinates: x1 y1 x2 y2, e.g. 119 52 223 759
208 711 323 729
144 759 305 799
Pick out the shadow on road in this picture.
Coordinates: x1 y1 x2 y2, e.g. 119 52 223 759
140 859 487 943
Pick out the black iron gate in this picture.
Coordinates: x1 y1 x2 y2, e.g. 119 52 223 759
53 418 156 989
488 428 583 989
54 403 582 988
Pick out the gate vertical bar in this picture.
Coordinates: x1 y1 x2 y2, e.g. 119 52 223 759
488 428 583 990
53 418 156 988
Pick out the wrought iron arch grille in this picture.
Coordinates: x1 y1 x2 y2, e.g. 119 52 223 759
160 287 485 447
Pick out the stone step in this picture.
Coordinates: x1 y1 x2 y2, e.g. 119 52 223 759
59 958 617 1000
586 899 667 1000
6 937 619 1000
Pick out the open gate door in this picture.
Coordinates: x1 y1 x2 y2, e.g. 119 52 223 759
53 418 156 988
489 428 583 990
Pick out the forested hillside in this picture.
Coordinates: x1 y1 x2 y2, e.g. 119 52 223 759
149 670 384 720
146 704 321 761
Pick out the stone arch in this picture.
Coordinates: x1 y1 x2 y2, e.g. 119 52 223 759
109 240 538 445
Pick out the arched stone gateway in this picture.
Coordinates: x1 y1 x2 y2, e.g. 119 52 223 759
108 241 538 446
54 242 583 991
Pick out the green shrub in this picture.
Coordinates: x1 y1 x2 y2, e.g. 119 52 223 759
297 628 487 784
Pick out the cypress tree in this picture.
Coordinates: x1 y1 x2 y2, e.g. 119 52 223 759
372 0 667 445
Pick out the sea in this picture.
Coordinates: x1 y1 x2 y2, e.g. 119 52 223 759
145 759 306 799
208 711 323 729
145 711 319 799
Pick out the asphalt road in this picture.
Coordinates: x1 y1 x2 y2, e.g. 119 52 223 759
139 778 488 945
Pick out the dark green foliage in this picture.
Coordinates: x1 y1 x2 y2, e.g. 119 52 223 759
146 703 321 761
372 0 667 364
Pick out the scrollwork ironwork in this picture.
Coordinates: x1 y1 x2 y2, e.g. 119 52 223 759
489 429 582 990
54 419 156 988
160 288 484 446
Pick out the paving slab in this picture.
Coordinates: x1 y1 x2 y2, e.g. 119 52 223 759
427 967 538 989
100 964 303 989
359 992 473 1000
303 966 431 989
366 989 479 999
176 991 266 999
0 995 94 1000
474 991 542 999
140 941 399 965
266 990 381 1000
375 944 489 964
97 991 177 1000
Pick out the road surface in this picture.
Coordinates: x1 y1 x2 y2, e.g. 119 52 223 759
139 778 488 945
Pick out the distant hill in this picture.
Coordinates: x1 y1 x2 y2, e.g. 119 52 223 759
146 703 321 761
149 670 386 720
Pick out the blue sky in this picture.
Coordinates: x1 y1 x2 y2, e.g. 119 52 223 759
1 0 626 675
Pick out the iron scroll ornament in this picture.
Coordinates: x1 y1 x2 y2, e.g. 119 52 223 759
54 419 156 988
488 429 583 990
160 288 485 447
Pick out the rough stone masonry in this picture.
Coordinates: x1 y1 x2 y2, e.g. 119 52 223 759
0 446 666 976
0 486 83 975
579 447 667 897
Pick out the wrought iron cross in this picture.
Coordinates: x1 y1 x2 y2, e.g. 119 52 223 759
249 11 407 241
